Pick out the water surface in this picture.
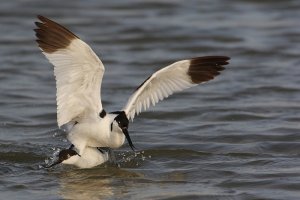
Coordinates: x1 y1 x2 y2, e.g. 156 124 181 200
1 0 300 199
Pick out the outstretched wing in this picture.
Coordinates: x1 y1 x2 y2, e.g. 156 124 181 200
35 15 105 127
123 56 230 120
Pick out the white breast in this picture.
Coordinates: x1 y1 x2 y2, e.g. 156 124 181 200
68 115 114 155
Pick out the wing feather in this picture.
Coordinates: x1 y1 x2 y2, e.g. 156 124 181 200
123 56 230 120
35 15 105 127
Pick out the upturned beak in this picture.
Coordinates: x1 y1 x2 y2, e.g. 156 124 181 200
44 159 62 168
122 127 135 151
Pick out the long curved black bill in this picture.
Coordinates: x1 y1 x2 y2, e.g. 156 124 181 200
44 159 62 168
122 128 135 151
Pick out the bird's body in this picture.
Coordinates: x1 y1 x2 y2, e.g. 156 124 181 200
35 15 230 168
67 113 125 154
60 146 109 168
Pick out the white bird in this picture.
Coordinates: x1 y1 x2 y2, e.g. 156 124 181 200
35 15 230 168
46 146 109 169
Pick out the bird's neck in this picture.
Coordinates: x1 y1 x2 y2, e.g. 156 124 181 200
109 124 126 149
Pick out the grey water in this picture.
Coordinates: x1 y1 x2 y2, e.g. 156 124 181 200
1 0 300 199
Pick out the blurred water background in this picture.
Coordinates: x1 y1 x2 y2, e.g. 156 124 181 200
1 0 300 199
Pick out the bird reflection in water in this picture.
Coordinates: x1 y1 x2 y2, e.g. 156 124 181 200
58 158 144 200
59 169 113 200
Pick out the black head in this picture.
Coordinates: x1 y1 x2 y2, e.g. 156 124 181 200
58 149 78 162
45 149 79 168
113 111 135 151
115 111 129 130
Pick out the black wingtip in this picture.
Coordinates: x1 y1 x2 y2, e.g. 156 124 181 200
34 14 78 53
188 56 230 84
37 15 43 20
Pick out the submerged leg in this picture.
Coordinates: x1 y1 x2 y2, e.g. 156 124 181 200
97 147 109 154
108 148 119 167
97 147 119 167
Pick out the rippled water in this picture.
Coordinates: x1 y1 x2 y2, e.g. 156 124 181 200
1 0 300 199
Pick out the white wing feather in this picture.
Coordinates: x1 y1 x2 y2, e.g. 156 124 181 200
35 16 105 127
123 57 229 120
123 60 191 120
48 40 104 127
